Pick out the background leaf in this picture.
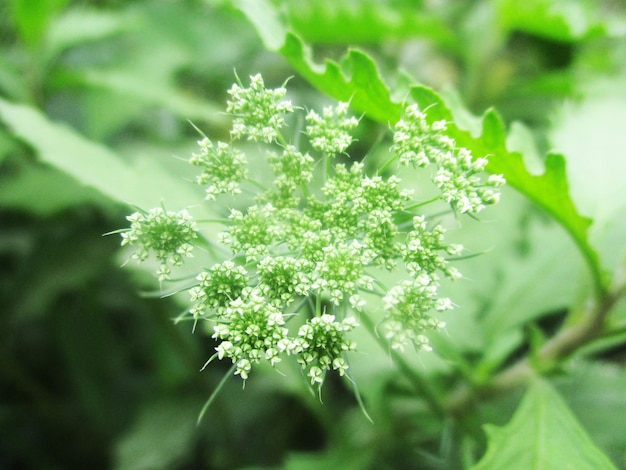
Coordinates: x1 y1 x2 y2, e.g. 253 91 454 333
0 98 210 214
283 0 456 48
114 398 200 470
472 379 617 470
550 91 626 274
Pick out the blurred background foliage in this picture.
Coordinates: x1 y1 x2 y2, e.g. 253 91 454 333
1 0 625 469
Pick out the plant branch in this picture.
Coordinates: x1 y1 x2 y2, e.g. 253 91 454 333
444 282 626 415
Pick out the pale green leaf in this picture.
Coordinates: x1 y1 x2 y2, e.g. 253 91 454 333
556 362 626 466
550 93 626 273
0 159 116 216
0 98 209 214
75 69 225 125
472 379 617 470
46 8 131 59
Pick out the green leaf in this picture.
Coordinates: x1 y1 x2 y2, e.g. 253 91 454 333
0 98 209 214
495 0 606 42
10 0 70 48
472 379 617 470
556 362 626 466
283 0 456 48
114 398 200 470
233 0 402 123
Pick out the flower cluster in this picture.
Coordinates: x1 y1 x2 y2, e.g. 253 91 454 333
292 314 358 384
393 104 505 214
306 102 359 155
227 74 293 143
119 74 504 387
121 208 198 281
189 138 247 200
189 261 249 318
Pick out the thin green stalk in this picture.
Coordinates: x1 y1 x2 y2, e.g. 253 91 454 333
359 312 446 419
197 364 236 425
377 153 399 175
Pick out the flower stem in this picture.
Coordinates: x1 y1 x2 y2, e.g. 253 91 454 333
359 312 446 419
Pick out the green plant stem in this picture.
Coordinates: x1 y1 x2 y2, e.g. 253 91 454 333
197 363 236 425
444 282 626 415
359 312 446 419
377 153 399 176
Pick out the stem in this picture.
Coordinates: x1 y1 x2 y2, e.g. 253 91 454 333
404 195 441 212
325 153 332 182
245 177 267 192
444 282 626 414
197 363 236 425
359 312 446 419
195 218 230 225
377 154 399 176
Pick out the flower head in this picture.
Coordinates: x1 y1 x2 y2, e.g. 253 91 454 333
382 275 450 351
227 74 293 143
219 204 281 261
306 102 359 155
292 314 358 385
121 208 198 281
190 138 247 200
392 104 504 213
212 289 291 380
189 261 249 318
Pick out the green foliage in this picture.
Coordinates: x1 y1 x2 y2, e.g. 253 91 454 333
473 379 617 470
1 0 626 468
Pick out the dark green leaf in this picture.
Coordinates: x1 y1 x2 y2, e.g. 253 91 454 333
114 398 200 470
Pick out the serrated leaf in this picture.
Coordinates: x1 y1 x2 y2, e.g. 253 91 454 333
234 0 402 123
280 34 402 123
472 379 617 470
0 98 209 214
